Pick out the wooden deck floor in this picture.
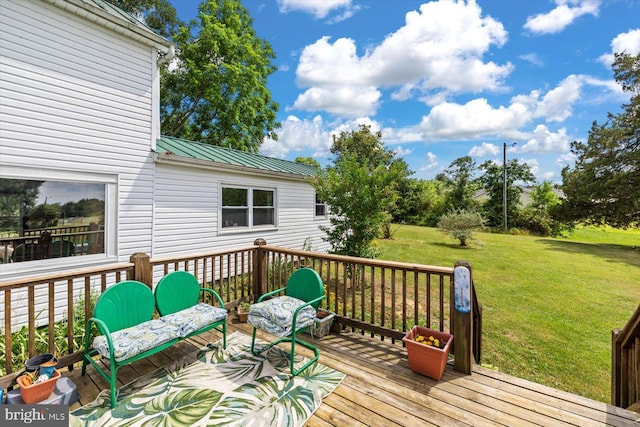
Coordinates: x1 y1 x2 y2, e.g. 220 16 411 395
65 321 639 426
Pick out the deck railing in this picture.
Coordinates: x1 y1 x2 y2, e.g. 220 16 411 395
612 304 640 411
0 239 482 389
0 263 133 388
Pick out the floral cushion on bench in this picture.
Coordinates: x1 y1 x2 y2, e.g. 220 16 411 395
161 303 227 337
92 319 181 362
247 295 316 337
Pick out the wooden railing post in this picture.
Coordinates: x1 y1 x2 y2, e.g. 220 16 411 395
253 239 268 299
611 328 622 406
129 252 152 288
453 260 473 374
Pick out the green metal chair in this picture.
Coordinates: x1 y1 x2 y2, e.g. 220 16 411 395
248 267 325 375
154 270 227 348
82 280 164 408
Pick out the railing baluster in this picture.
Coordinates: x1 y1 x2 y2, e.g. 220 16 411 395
48 281 55 351
5 289 12 374
439 274 445 331
28 285 35 358
391 269 396 343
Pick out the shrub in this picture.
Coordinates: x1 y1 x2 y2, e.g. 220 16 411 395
437 209 486 246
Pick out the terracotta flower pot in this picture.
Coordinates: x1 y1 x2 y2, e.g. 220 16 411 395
402 326 453 381
17 369 61 404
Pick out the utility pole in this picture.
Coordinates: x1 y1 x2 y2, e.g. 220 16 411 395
503 142 516 232
503 143 507 232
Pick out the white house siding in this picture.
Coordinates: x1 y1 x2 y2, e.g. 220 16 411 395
153 162 331 259
0 0 160 327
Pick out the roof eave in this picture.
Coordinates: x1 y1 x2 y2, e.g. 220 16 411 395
43 0 173 53
155 153 312 182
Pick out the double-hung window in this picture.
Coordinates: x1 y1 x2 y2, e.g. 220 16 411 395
221 186 275 229
315 193 327 217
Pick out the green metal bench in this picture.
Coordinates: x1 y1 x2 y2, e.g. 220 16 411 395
81 271 227 408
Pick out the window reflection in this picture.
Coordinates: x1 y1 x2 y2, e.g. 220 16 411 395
0 179 105 263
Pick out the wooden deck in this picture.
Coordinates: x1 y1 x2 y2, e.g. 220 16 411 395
64 321 639 426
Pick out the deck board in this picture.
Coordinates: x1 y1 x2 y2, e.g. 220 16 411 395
62 321 639 426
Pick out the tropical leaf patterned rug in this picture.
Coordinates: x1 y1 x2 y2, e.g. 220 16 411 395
70 332 345 426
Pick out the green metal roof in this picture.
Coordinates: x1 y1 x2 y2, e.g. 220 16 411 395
155 136 319 177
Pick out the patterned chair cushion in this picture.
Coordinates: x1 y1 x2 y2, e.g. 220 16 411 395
92 319 181 362
248 295 316 337
161 303 227 337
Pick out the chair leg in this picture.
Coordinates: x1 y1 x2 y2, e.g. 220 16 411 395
222 322 227 349
251 327 259 354
288 338 320 376
109 364 118 409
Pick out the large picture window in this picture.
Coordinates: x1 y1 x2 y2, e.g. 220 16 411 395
0 178 106 263
221 186 275 229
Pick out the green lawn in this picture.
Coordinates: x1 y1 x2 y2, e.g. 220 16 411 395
376 224 640 403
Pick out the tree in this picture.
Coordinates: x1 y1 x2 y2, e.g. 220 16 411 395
560 53 640 227
312 125 412 258
106 0 181 38
161 0 280 151
294 157 321 170
392 178 447 226
437 209 485 247
521 181 564 236
479 159 535 229
107 0 280 152
442 156 479 212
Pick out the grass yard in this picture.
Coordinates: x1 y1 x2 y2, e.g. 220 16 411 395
376 224 640 403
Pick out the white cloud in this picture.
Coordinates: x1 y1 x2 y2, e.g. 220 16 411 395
556 151 577 166
382 127 424 144
419 152 439 172
260 116 385 159
520 125 570 153
294 0 512 117
469 142 500 157
534 75 582 122
393 146 413 157
277 0 354 19
259 115 332 159
418 98 530 139
599 29 640 66
523 158 540 177
524 0 601 35
292 85 381 117
519 53 545 67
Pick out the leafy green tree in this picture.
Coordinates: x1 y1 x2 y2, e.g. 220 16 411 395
479 159 536 229
560 53 640 228
106 0 181 38
437 209 485 247
107 0 280 152
442 156 479 212
312 125 412 258
28 203 62 228
0 180 42 233
161 0 280 151
392 178 447 226
294 157 321 170
521 181 564 236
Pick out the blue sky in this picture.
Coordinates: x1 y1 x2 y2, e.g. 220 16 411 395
172 0 640 182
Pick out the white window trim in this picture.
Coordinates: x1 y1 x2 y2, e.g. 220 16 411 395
315 192 328 219
0 166 118 279
219 183 277 233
